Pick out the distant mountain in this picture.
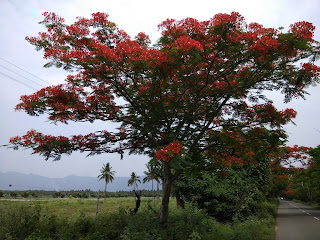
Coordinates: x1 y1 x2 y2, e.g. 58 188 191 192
0 172 156 191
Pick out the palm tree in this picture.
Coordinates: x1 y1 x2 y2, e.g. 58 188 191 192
143 164 161 201
128 172 141 200
98 162 116 201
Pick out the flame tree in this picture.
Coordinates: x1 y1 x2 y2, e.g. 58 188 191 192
8 12 320 223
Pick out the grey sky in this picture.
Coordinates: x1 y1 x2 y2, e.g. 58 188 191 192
0 0 320 178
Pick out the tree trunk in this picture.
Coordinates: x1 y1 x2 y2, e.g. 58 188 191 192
176 191 184 208
104 182 107 202
152 179 155 202
160 162 173 224
133 190 141 214
157 181 160 201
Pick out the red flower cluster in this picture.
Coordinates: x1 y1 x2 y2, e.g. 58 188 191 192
301 62 320 78
211 12 244 28
290 21 315 41
156 141 182 162
250 36 280 56
270 145 311 167
175 36 203 52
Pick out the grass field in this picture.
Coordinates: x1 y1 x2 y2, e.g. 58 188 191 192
0 196 163 218
0 197 277 240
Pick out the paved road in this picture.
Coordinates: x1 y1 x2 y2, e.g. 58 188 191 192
275 200 320 240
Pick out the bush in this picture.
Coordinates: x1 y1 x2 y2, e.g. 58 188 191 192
232 217 275 240
89 207 130 239
251 201 278 219
21 192 29 198
81 192 89 198
26 215 66 240
0 190 4 197
31 192 38 198
0 199 278 240
10 192 18 198
0 203 41 240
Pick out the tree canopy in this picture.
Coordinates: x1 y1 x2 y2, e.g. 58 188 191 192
8 11 320 223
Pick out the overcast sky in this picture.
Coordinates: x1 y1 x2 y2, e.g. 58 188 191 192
0 0 320 178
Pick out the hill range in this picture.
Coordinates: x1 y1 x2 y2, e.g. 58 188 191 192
0 171 155 191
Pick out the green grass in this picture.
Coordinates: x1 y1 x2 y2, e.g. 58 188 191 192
0 197 159 218
293 199 320 209
0 198 277 240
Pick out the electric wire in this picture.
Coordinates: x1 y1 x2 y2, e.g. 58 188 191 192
0 71 38 91
0 57 121 127
0 56 51 85
0 64 45 88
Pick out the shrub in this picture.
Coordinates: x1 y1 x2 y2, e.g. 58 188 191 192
21 192 29 198
81 192 89 198
0 199 278 240
10 191 18 198
89 207 130 239
26 215 66 240
232 217 274 240
0 203 40 240
251 200 278 219
31 192 38 198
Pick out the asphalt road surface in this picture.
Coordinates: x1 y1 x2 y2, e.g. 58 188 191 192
275 200 320 240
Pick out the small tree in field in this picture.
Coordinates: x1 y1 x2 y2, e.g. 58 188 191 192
98 162 116 201
128 172 141 199
8 11 320 223
10 192 18 198
21 192 29 198
143 164 162 201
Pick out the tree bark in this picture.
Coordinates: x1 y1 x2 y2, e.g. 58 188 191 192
176 191 184 208
104 182 107 202
157 181 160 201
133 190 141 214
152 179 154 202
160 162 173 224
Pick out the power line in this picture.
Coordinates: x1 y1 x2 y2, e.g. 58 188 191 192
0 71 38 91
0 56 51 85
0 64 45 88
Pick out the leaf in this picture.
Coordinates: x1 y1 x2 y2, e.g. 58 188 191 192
278 33 293 41
293 40 309 50
43 62 54 68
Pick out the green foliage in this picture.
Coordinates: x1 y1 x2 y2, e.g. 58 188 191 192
71 192 80 198
81 192 89 198
250 200 278 219
31 192 38 198
0 190 4 197
98 162 116 201
21 191 29 198
0 203 41 240
10 191 18 197
289 145 320 203
128 172 141 191
233 217 275 240
53 191 67 198
0 199 277 240
173 162 272 222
